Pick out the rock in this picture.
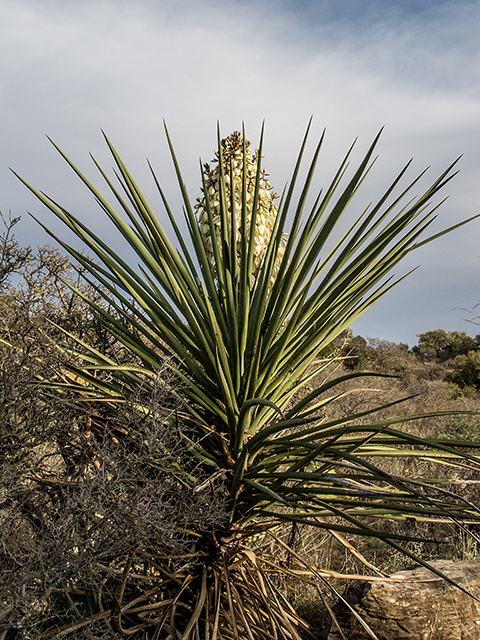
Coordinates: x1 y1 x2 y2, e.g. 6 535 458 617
327 559 480 640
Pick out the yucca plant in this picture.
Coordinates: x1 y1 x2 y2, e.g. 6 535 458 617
15 121 480 639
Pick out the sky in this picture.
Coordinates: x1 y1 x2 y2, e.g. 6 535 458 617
1 0 479 347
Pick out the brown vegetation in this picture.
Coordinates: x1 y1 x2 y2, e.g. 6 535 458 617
0 216 227 638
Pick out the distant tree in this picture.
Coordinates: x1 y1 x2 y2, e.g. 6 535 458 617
447 350 480 389
341 335 414 374
412 329 479 362
341 334 374 369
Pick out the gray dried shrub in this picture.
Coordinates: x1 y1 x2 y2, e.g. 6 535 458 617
0 218 226 636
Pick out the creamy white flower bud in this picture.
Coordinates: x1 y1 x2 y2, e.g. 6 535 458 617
196 131 286 290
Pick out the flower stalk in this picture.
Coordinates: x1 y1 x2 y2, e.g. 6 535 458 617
195 130 285 290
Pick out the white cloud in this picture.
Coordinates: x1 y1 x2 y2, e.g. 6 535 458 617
1 0 479 345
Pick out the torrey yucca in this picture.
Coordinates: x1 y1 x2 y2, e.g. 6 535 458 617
16 121 480 639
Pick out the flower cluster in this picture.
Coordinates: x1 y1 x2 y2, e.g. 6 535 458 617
195 132 285 288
